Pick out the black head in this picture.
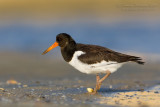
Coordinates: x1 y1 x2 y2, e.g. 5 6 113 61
42 33 76 59
56 33 76 48
56 33 77 62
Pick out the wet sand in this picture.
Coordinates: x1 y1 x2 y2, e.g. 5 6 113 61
0 52 160 107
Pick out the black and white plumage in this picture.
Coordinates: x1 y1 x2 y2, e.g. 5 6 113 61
69 43 144 74
42 33 145 94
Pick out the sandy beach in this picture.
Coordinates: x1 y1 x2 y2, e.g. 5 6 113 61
0 0 160 106
0 52 160 107
99 85 160 107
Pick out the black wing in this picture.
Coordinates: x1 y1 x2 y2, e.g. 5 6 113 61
76 44 144 65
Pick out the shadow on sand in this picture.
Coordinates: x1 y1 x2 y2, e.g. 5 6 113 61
50 87 138 96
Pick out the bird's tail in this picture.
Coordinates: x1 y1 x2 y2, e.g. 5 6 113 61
129 56 145 65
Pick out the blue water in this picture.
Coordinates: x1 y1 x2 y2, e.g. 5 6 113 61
0 22 160 54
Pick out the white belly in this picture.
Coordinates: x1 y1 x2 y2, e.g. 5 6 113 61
69 51 123 74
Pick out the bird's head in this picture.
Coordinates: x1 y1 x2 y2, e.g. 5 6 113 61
42 33 76 55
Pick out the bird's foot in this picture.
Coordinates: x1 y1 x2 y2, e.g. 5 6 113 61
88 82 101 95
87 88 99 95
89 90 97 95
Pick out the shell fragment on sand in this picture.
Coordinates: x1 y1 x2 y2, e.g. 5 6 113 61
6 80 18 84
87 88 94 93
0 88 5 91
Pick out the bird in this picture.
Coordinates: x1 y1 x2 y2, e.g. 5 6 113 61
42 33 144 94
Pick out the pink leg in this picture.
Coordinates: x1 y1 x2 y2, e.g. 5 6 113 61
91 71 111 94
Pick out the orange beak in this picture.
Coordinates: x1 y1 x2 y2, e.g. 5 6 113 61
42 42 59 55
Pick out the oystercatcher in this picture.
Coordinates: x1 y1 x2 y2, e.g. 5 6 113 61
42 33 144 94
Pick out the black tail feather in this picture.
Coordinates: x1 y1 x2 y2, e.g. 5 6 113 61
129 56 145 65
136 60 145 65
